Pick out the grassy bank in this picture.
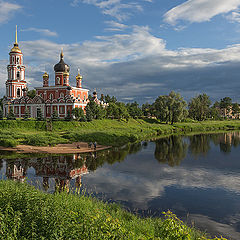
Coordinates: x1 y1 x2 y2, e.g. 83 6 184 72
0 180 225 240
1 119 240 147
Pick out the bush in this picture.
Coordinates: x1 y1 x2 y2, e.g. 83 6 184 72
0 138 17 147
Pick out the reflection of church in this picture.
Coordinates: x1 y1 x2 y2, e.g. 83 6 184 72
6 154 88 192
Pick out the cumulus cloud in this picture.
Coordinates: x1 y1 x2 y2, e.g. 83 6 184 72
0 0 22 24
1 26 240 102
21 28 58 37
164 0 240 25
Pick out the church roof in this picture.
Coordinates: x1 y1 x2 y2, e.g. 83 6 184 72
54 50 70 72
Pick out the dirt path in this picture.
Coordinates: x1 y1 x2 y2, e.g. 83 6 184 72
0 142 111 154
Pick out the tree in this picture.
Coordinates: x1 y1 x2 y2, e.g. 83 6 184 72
7 108 16 120
72 107 85 121
188 94 211 121
23 108 30 120
142 102 153 117
85 106 93 121
0 108 3 120
65 110 72 121
95 105 106 119
126 102 142 118
51 109 58 121
153 91 187 124
220 97 232 116
27 89 36 99
232 103 240 118
37 108 43 121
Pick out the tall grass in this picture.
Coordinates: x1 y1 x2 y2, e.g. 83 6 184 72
0 180 226 240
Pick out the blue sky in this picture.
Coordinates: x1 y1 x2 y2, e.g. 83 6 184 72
1 0 240 103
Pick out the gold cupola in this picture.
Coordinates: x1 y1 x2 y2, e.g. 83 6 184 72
43 72 49 78
10 25 22 54
76 69 82 80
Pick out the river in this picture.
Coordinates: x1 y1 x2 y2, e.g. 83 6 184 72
1 132 240 239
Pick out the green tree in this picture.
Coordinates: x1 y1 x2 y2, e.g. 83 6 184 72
27 89 36 99
220 97 232 116
96 105 106 119
72 107 85 121
188 94 211 121
7 108 16 120
85 106 93 121
37 108 43 121
232 103 240 117
153 91 187 124
142 102 153 117
51 109 58 121
65 110 72 121
126 102 142 118
23 108 30 120
0 108 3 120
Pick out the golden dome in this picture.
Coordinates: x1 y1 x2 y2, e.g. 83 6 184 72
63 71 69 76
43 72 49 78
10 43 22 54
76 69 82 80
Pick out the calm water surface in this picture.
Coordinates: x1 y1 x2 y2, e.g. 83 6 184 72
1 132 240 239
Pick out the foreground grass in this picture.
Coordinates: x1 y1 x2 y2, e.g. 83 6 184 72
0 180 226 240
1 119 240 147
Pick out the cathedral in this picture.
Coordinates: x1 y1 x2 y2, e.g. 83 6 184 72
3 27 91 119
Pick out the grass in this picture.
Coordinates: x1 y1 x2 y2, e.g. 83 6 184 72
0 180 226 240
1 119 240 147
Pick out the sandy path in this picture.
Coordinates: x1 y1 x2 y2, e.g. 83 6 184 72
0 142 111 154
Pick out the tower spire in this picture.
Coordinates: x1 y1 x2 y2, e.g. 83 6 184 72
15 25 18 44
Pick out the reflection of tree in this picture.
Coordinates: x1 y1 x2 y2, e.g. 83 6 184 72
210 132 240 154
154 135 187 167
189 135 210 157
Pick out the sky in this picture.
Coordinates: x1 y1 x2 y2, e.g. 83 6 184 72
1 0 240 103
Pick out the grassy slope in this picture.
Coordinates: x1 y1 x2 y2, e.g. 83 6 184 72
1 119 240 147
0 180 225 240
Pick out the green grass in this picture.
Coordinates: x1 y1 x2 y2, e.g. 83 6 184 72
0 180 226 240
0 119 240 147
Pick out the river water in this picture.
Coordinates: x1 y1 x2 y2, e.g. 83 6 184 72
1 132 240 239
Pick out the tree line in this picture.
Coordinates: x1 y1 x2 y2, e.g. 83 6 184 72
0 91 239 123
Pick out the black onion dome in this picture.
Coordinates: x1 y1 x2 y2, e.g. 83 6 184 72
54 51 70 72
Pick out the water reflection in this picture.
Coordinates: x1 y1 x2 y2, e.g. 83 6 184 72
155 135 188 166
1 132 240 239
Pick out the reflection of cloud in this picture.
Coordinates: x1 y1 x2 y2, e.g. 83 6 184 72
187 214 240 240
84 162 240 210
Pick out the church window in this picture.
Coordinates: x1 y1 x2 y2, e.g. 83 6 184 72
17 88 21 97
12 57 14 64
49 93 53 100
56 77 60 84
60 106 65 114
60 93 64 98
16 57 19 64
17 71 20 79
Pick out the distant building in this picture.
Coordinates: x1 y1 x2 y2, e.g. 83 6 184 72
3 26 92 119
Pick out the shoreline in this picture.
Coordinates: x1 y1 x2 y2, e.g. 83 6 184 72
0 142 111 154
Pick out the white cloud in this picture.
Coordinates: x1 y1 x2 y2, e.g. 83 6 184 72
0 0 22 24
164 0 240 25
21 28 58 37
72 0 144 21
2 26 240 101
104 20 128 31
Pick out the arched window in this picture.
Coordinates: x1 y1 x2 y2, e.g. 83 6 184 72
49 93 53 100
60 93 64 98
56 77 60 85
17 88 21 97
16 57 19 64
17 71 20 79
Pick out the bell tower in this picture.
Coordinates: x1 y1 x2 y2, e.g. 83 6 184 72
6 25 26 99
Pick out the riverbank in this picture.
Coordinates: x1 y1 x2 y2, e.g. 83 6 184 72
0 180 225 240
0 119 240 148
0 142 110 154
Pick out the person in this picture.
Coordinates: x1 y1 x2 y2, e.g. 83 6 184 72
94 142 97 150
77 144 80 149
88 142 92 148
